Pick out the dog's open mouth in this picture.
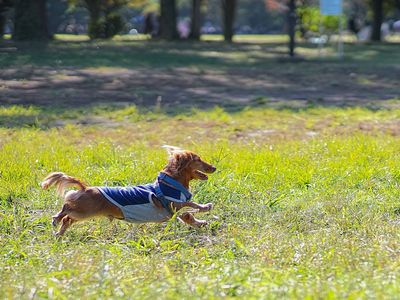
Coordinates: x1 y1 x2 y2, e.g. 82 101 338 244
195 170 208 180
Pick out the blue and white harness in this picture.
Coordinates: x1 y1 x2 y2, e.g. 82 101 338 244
97 173 192 223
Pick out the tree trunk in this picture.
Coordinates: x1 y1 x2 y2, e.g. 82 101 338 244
288 0 296 57
160 0 178 40
371 0 383 41
0 0 13 40
85 0 102 39
13 0 49 41
221 0 237 42
189 0 202 40
0 13 5 40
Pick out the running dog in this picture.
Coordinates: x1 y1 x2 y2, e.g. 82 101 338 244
41 146 216 236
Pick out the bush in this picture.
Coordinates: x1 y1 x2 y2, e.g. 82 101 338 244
88 14 124 39
104 14 124 38
297 6 344 38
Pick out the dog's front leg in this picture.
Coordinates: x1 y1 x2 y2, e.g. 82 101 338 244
178 212 208 227
172 201 213 212
172 202 212 228
194 202 213 212
56 215 75 236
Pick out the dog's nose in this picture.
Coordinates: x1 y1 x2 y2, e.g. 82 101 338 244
210 166 217 173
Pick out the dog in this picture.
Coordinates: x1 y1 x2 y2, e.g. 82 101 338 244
41 146 216 236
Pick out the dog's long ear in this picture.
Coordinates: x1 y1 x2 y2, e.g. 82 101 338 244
162 145 183 157
164 150 193 176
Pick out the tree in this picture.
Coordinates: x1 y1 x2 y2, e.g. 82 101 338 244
266 0 299 56
69 0 126 39
268 0 323 57
369 0 400 42
189 0 202 40
288 0 296 57
159 0 178 39
297 6 341 38
13 0 49 40
370 0 383 41
0 0 13 39
221 0 237 42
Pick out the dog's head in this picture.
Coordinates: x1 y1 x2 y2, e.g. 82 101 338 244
163 145 216 180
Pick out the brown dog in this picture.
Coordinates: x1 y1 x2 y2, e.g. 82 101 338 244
41 146 216 236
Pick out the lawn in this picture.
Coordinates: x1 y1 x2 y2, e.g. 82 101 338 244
1 104 400 299
1 36 400 299
1 35 399 108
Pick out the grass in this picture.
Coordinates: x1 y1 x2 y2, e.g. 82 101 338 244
1 34 399 70
1 35 400 298
1 34 399 114
1 104 400 299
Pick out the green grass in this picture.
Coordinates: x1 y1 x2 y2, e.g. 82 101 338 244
1 104 400 299
1 34 399 70
1 34 400 298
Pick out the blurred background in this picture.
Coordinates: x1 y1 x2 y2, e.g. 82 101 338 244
0 0 399 113
1 0 399 44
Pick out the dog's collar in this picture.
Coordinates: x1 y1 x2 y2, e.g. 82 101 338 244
156 172 192 200
154 172 192 213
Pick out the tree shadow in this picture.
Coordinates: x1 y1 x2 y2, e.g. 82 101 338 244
0 38 399 129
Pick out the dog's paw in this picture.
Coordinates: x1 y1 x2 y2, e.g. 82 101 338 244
52 217 58 227
193 219 208 227
200 203 213 212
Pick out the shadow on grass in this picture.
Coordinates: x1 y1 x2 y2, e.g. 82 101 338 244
0 38 399 126
2 39 280 69
1 39 399 69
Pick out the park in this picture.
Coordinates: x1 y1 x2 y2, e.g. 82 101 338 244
1 0 400 299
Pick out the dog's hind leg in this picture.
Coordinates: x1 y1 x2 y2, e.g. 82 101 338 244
52 204 69 227
56 215 76 236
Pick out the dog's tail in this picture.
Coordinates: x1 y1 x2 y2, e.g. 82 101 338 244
41 172 87 196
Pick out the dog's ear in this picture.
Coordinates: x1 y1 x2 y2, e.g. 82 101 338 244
162 145 183 157
165 150 193 175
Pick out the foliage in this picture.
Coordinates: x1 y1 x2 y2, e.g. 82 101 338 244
127 0 158 12
297 6 343 37
236 0 285 34
68 0 128 38
88 12 125 38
